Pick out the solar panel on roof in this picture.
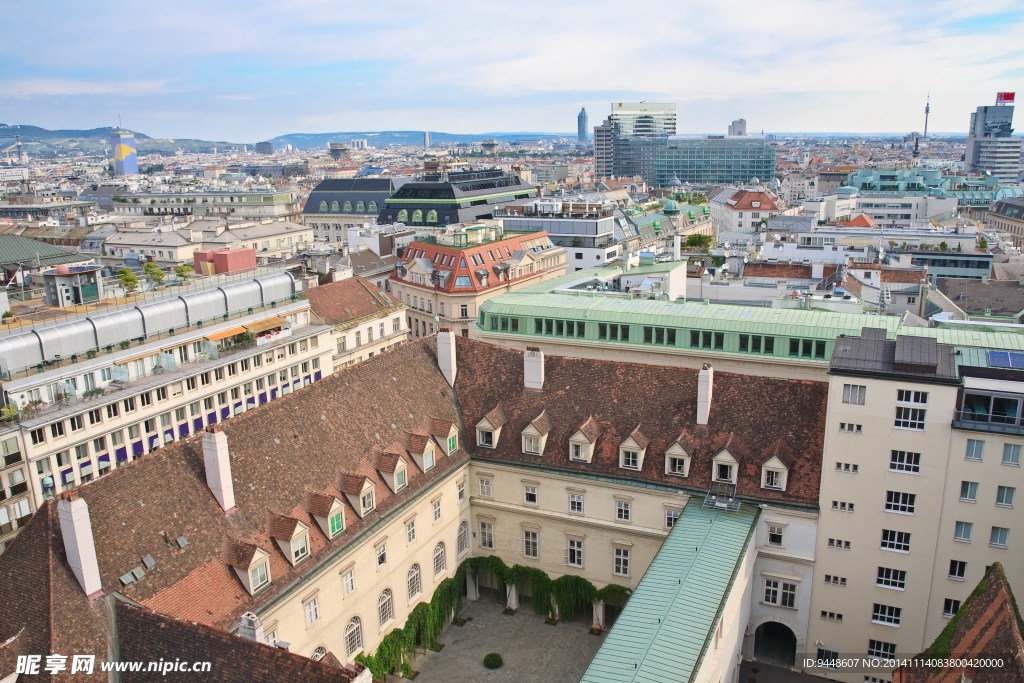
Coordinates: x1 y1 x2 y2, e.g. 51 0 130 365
1010 352 1024 369
989 351 1011 367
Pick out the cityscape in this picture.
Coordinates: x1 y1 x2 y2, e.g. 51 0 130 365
1 3 1024 683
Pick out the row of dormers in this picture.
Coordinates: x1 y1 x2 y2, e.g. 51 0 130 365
474 409 791 493
220 420 460 596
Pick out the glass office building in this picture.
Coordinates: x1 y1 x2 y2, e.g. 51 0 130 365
654 136 775 187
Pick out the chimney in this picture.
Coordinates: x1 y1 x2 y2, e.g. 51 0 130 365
524 347 545 391
202 427 236 511
238 612 265 643
697 363 714 425
58 495 102 597
437 329 457 387
673 235 682 261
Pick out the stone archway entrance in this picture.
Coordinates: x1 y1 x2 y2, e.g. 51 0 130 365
753 621 797 666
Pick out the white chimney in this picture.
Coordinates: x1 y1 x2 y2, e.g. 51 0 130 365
238 612 265 642
202 427 235 511
58 495 102 597
524 347 545 391
673 235 682 261
697 363 714 425
437 329 457 387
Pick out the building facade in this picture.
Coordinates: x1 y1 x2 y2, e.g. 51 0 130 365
303 179 410 244
377 169 537 227
965 101 1022 183
655 136 776 187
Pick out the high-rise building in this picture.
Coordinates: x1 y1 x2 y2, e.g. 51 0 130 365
577 107 588 145
593 102 676 181
965 93 1022 183
728 119 747 136
655 136 776 186
255 141 273 155
423 131 432 149
110 130 138 175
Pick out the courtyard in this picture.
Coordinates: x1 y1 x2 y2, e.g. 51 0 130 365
405 599 605 682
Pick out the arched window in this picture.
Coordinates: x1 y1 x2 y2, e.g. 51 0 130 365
311 646 327 661
457 521 469 555
378 589 394 626
433 542 446 575
356 201 365 212
345 617 363 656
397 209 408 222
368 201 377 212
318 201 328 211
343 201 352 212
426 210 438 224
412 209 423 224
330 201 340 212
407 564 422 600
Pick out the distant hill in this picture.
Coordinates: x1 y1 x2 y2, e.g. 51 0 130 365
0 124 239 157
269 130 574 149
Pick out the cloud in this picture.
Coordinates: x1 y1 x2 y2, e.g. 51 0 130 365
0 78 174 99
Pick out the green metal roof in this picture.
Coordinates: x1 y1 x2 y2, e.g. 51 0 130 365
893 326 1024 350
0 234 83 268
581 502 758 683
482 292 902 339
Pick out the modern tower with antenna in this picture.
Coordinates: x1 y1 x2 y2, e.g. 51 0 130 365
923 93 930 140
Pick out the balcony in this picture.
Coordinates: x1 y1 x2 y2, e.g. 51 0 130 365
954 391 1024 435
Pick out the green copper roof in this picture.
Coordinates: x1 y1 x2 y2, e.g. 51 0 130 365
0 234 83 268
581 502 758 683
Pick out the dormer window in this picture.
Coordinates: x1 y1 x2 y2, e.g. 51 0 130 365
524 434 540 454
571 443 587 461
522 410 551 456
308 492 345 539
291 533 310 563
328 511 344 537
396 468 407 490
476 406 504 450
362 490 375 514
568 417 598 464
619 427 648 471
424 445 436 471
713 450 739 483
716 463 734 483
621 450 639 469
250 561 270 591
477 428 495 448
760 455 789 491
447 434 458 454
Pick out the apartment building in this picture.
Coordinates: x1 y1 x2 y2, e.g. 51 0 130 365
808 330 1023 682
0 332 827 678
389 226 566 338
303 178 409 244
108 190 301 220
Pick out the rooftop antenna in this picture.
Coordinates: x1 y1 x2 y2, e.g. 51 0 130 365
923 94 930 140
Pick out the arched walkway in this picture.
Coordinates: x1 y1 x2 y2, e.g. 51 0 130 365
753 621 796 666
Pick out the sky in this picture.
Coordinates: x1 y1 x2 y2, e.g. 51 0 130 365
1 0 1023 142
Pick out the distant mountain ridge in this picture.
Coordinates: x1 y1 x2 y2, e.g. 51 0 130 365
269 130 574 149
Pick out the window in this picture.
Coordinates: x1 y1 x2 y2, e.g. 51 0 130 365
523 435 540 455
406 519 416 543
480 521 494 549
524 485 537 505
816 648 840 668
613 547 630 576
959 481 978 502
839 422 863 433
867 640 896 660
361 490 375 514
292 534 310 563
943 598 961 618
51 422 65 438
304 596 320 626
376 542 387 566
570 443 586 461
457 479 466 502
824 575 847 586
997 485 1015 507
954 521 973 542
621 450 639 470
715 462 734 482
567 538 583 567
666 509 680 528
457 521 469 555
885 491 916 514
881 529 911 552
764 469 783 489
616 500 631 521
342 569 355 596
668 456 688 476
523 530 538 558
447 434 457 454
990 526 1009 547
432 542 447 575
949 560 966 580
378 589 394 626
871 603 902 626
432 499 441 522
876 567 907 590
479 478 492 497
477 429 494 448
408 564 422 600
768 524 784 546
965 439 984 461
894 407 926 430
897 389 928 404
569 493 584 514
250 562 269 591
30 428 45 445
763 579 797 608
396 469 407 490
828 538 851 550
1003 443 1021 466
832 501 854 512
820 611 843 622
889 450 920 474
329 511 343 537
843 384 866 404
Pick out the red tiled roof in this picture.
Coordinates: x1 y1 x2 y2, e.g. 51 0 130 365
881 269 925 284
267 514 302 541
430 418 455 438
224 540 261 569
305 276 402 325
744 261 812 279
483 405 507 428
726 189 781 212
627 425 649 450
306 491 338 518
375 452 401 474
338 474 368 495
530 410 552 435
842 213 878 228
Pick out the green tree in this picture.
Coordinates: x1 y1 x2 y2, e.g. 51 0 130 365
938 241 949 252
143 262 165 284
118 268 138 294
684 234 713 250
978 237 988 250
175 264 194 281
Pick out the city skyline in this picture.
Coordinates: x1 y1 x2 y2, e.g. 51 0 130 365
0 1 1022 142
